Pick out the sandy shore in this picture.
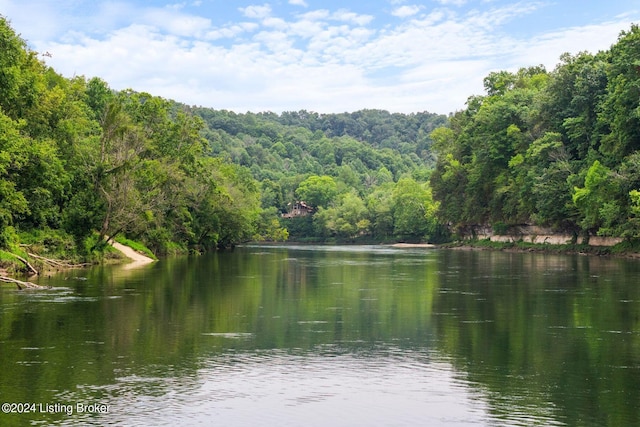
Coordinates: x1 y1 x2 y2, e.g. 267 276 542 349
110 241 156 269
390 243 436 248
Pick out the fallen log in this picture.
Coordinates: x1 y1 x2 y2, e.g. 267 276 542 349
27 253 92 269
10 254 39 276
0 276 47 290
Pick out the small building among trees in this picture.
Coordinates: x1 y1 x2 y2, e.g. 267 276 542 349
282 201 314 218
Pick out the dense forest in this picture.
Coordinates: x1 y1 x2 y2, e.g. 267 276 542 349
0 16 271 259
2 14 640 266
430 24 640 241
0 15 445 266
188 107 447 242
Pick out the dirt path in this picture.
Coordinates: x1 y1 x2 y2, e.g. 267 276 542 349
110 240 155 268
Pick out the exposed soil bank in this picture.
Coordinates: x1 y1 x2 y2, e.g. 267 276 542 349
109 240 156 269
390 243 436 248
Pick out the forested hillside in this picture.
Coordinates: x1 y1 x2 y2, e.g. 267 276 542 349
0 16 279 259
0 15 445 264
430 24 640 241
3 12 640 264
188 107 447 242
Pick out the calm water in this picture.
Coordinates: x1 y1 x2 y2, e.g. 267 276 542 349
1 245 639 426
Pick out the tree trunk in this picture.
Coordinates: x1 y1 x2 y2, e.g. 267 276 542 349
0 276 46 290
11 254 39 276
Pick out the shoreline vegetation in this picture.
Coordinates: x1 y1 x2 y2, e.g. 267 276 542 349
249 238 640 258
441 238 640 258
0 238 156 289
3 235 639 289
2 15 640 280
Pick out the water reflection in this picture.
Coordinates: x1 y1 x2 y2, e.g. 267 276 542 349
0 246 639 426
87 349 499 427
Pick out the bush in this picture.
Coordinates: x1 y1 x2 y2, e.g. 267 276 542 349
492 222 509 235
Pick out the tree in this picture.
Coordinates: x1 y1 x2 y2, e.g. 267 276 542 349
526 133 576 229
89 99 148 240
598 25 640 161
0 16 42 122
0 112 29 246
392 178 439 242
295 175 338 208
430 153 468 231
572 160 615 234
85 77 113 121
366 183 395 239
315 191 369 239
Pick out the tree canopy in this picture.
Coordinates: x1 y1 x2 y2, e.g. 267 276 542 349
3 14 640 256
430 24 640 240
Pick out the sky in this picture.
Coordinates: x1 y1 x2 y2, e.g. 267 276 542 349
1 1 639 115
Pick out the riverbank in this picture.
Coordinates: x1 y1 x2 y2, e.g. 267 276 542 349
390 243 437 248
249 239 639 257
110 240 156 269
0 237 157 289
442 239 640 258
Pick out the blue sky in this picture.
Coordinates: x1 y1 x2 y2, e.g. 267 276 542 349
1 0 639 114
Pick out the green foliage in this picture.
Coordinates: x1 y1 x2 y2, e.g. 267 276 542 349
254 207 289 242
572 160 615 233
295 175 338 208
0 18 284 257
430 26 640 241
599 25 640 161
5 13 640 252
0 113 29 247
365 184 395 238
392 178 439 241
285 215 317 241
314 191 369 239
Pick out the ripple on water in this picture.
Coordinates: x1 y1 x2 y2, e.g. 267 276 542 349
58 348 518 427
200 332 254 339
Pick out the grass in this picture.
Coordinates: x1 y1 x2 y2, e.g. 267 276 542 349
1 231 161 278
0 250 21 274
0 248 35 275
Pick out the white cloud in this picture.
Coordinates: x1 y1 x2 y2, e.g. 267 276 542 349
298 10 331 21
6 0 640 114
331 9 374 26
510 21 631 70
142 8 211 37
240 4 272 19
392 5 424 18
205 22 259 40
434 0 467 6
289 0 308 7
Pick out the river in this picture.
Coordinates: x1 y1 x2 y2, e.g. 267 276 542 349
0 245 639 426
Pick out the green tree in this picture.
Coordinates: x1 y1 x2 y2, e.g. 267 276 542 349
0 16 43 122
430 150 470 232
526 133 577 229
392 178 439 242
315 191 369 239
366 183 395 239
572 160 615 234
89 99 148 240
0 113 29 246
295 175 338 208
599 25 640 161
